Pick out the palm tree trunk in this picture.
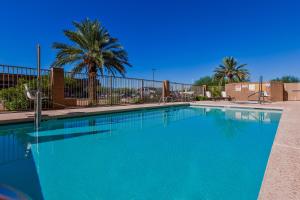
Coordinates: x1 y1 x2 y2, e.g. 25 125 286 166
88 64 97 105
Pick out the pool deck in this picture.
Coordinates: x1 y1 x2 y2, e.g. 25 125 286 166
0 101 299 199
191 101 300 200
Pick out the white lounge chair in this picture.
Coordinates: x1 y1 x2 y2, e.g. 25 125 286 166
263 91 270 97
221 91 232 101
205 91 212 98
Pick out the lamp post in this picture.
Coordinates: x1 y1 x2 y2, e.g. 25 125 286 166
152 68 156 81
152 68 156 88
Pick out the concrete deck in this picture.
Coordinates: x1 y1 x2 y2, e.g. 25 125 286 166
0 101 299 199
191 101 300 200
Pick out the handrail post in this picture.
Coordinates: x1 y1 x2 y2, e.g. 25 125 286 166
35 44 42 131
109 76 113 106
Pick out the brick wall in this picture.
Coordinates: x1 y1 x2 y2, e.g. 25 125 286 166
225 82 277 101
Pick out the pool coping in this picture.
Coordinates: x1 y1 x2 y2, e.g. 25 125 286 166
0 102 190 125
0 101 299 199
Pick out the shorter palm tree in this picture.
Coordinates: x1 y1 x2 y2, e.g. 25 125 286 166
214 57 249 85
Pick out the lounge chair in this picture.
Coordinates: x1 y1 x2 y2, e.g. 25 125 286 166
205 91 222 101
206 91 212 99
263 91 270 97
205 91 214 101
221 91 232 101
159 95 173 104
182 90 195 102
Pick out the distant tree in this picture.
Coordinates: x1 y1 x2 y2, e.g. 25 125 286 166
52 18 131 105
213 57 249 85
272 75 300 83
194 76 224 86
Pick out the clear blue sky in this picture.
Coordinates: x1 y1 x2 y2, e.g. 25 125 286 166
0 0 299 83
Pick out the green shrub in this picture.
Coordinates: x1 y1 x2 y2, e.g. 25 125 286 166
130 97 143 104
0 85 30 110
195 96 209 101
207 86 223 97
0 78 50 111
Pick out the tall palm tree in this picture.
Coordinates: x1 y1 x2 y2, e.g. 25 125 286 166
52 18 131 104
213 57 249 85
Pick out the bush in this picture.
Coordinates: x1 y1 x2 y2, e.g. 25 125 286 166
0 78 50 111
195 96 209 101
130 97 143 104
0 85 30 110
207 86 223 97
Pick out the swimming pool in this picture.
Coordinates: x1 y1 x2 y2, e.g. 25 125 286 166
0 106 281 200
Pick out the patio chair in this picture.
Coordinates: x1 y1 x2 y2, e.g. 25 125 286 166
205 91 212 98
205 91 220 101
183 90 195 102
221 91 232 101
173 91 184 101
159 91 177 104
263 91 270 97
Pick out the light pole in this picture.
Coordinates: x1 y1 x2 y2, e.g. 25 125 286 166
152 68 156 88
152 68 156 81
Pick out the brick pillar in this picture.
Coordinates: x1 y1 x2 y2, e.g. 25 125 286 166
162 80 170 98
51 67 65 108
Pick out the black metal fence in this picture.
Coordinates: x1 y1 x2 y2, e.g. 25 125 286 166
64 72 162 106
0 64 205 111
63 74 205 106
0 64 52 111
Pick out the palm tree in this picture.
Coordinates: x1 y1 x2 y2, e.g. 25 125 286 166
52 18 131 104
213 57 249 85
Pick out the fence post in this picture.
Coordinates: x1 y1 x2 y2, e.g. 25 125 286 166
141 79 144 102
50 67 65 109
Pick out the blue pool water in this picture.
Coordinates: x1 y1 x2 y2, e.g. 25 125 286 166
0 106 281 200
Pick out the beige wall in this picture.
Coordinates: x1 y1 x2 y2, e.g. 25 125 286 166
284 83 300 101
225 82 284 102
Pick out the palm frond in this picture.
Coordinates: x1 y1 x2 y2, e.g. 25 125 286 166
52 18 131 77
213 57 250 83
